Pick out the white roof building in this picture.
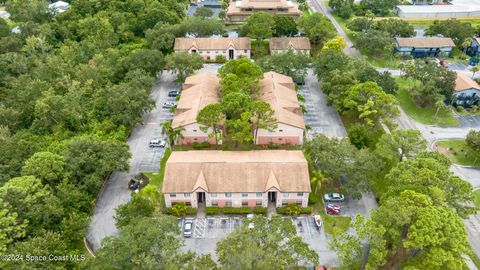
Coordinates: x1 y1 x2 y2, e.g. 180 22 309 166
48 1 70 13
397 1 480 18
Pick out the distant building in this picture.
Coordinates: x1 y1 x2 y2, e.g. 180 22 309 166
394 37 455 57
269 37 311 55
162 150 311 208
0 11 10 19
453 72 480 107
172 72 222 145
396 4 480 19
187 0 223 17
48 1 70 13
256 72 305 145
174 37 251 60
226 0 302 21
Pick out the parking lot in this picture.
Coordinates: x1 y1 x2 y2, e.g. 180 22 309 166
181 215 338 265
300 70 347 138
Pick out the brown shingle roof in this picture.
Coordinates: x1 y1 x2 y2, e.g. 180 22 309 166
455 72 480 92
172 72 220 128
162 150 311 193
259 71 305 129
174 38 251 51
227 0 301 15
395 37 455 48
269 37 311 51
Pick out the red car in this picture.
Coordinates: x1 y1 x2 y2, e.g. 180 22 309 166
326 207 341 215
326 203 342 211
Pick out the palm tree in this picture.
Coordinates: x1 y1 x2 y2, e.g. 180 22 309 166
161 121 184 146
471 65 480 78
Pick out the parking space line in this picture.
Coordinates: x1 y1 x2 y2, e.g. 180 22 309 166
194 218 206 238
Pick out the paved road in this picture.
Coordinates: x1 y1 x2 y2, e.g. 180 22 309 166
301 69 347 138
86 71 175 250
308 0 480 261
309 0 360 57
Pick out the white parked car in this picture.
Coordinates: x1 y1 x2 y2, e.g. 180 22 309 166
149 139 166 148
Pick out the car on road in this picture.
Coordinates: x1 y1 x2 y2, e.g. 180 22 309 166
323 193 344 202
325 206 341 215
184 220 193 237
149 139 166 148
162 102 176 109
168 90 180 97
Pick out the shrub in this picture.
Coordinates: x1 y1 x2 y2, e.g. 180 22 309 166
171 203 187 217
300 207 313 214
253 206 267 215
457 105 465 112
163 205 197 216
308 193 319 204
186 207 197 215
206 206 222 215
277 205 310 215
223 207 253 215
192 141 210 149
285 204 301 216
471 105 478 112
215 55 226 63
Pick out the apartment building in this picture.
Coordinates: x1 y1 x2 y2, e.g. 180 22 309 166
256 71 305 145
226 0 302 21
174 37 251 60
162 150 311 208
172 72 221 145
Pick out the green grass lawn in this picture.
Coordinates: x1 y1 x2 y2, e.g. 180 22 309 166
144 147 171 186
436 140 480 166
395 78 459 126
474 190 480 208
319 213 351 235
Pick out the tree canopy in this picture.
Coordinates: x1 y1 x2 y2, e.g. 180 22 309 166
216 215 319 269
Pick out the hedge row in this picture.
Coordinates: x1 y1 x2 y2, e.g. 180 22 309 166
206 206 267 215
277 206 313 215
163 207 197 216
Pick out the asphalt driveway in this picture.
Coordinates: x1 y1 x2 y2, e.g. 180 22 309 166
300 69 347 139
181 215 339 266
86 71 176 250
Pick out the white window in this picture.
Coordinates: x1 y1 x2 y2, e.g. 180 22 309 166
297 192 303 197
225 193 232 197
170 193 176 198
242 193 248 197
184 193 191 197
282 192 288 197
256 201 262 206
211 193 218 197
226 201 232 206
282 200 288 206
242 201 248 206
256 193 262 197
212 201 218 206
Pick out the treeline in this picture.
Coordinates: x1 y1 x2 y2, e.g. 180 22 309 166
0 0 190 268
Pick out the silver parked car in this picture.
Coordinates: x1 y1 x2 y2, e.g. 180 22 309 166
323 193 345 202
183 220 193 237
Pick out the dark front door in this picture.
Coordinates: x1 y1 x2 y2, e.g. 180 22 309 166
268 192 276 203
197 192 205 203
228 49 234 60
